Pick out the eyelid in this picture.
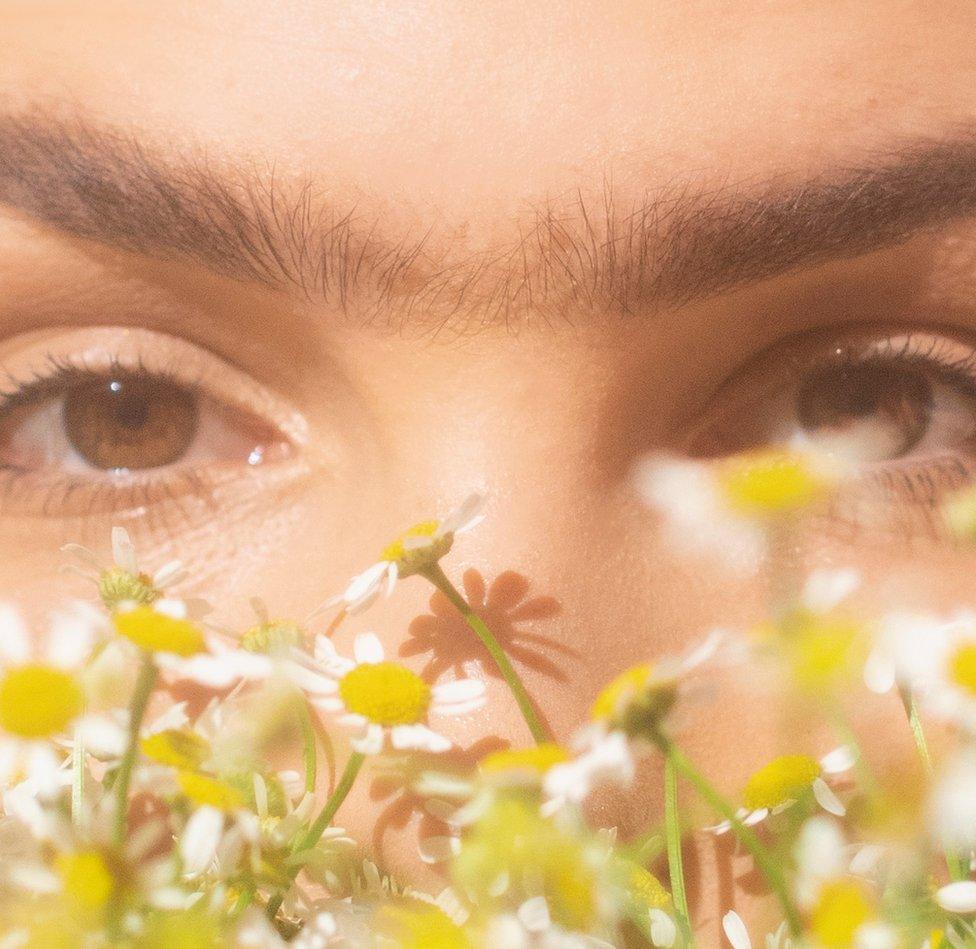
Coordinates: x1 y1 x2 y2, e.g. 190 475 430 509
0 326 310 449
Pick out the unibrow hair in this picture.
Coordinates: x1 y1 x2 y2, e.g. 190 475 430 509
2 111 976 330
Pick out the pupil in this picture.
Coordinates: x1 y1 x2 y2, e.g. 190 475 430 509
796 363 932 460
63 376 199 470
112 386 151 430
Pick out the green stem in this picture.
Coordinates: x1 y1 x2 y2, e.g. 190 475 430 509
421 563 550 744
664 755 694 945
297 700 317 794
112 653 157 847
825 705 879 799
266 751 366 921
663 740 802 936
899 686 967 881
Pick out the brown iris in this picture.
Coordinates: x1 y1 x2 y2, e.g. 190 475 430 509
796 362 932 459
63 377 198 470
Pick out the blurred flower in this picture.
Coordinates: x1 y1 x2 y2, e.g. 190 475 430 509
0 604 96 796
637 449 839 571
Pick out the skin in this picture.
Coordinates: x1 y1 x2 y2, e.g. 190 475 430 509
3 0 976 939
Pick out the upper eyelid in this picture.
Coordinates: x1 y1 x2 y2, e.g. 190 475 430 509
0 326 310 448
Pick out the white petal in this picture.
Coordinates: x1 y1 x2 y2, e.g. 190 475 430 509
0 605 30 666
154 598 188 620
418 835 460 865
74 714 128 758
722 910 752 949
442 493 485 535
863 649 896 694
45 606 98 669
432 678 486 703
60 543 101 571
820 745 856 774
353 632 385 665
936 880 976 914
391 724 452 753
111 527 139 574
649 908 677 948
351 723 384 755
161 651 274 689
153 560 187 588
802 568 859 613
517 895 551 933
180 806 224 878
813 777 846 817
342 563 388 613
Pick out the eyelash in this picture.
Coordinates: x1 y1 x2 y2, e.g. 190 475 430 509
0 344 297 522
0 350 203 419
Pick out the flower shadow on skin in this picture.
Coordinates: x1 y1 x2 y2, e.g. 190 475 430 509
368 737 509 867
400 569 575 683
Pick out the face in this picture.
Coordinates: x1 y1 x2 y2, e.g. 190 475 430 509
3 0 976 937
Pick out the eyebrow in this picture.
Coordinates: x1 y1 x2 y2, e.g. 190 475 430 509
2 112 976 327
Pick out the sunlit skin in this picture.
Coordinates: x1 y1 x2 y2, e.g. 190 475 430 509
3 1 976 939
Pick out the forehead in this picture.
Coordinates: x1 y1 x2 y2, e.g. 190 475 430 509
1 1 975 241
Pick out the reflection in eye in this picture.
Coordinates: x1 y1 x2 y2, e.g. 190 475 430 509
0 352 294 517
689 329 976 532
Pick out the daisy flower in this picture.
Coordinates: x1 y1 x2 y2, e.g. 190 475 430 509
0 604 97 797
636 449 840 572
62 526 189 611
324 494 485 616
313 632 485 755
865 611 976 732
708 747 855 835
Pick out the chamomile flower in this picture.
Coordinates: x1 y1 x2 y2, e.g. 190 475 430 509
0 604 97 797
325 494 485 616
637 449 839 571
313 633 485 754
63 526 189 611
709 748 854 834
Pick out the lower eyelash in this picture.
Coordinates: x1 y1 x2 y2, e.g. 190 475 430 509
818 455 976 544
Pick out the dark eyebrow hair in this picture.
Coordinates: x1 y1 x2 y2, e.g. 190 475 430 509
2 111 976 329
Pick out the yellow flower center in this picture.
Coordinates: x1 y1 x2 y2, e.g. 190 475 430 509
944 487 976 541
718 449 829 516
141 910 223 949
742 754 821 810
480 743 570 776
141 729 211 771
453 797 598 931
114 606 205 657
98 567 159 611
624 862 672 911
781 611 864 691
809 880 872 948
949 644 976 697
55 851 114 912
339 662 431 725
177 771 246 811
590 664 676 736
380 520 439 563
374 902 472 949
241 620 303 655
0 665 84 738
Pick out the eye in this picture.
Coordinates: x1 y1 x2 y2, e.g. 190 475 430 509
688 328 976 530
0 330 302 518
